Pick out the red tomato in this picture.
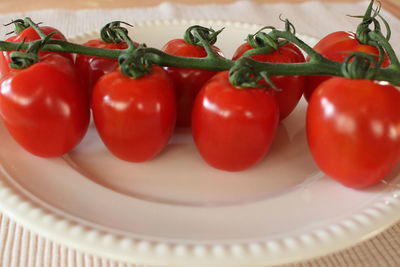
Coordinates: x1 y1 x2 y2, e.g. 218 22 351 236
192 71 279 171
162 39 223 127
92 66 176 162
75 39 129 96
304 31 390 101
0 54 90 157
0 26 73 77
307 77 400 188
232 42 305 120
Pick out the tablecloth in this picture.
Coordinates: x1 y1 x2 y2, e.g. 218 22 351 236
0 0 399 266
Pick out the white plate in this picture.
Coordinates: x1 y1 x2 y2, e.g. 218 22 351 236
0 20 400 266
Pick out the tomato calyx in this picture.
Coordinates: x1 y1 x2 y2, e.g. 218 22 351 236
100 21 133 44
350 0 399 68
20 17 49 39
118 44 153 78
183 25 223 47
3 19 31 35
341 52 380 80
241 18 296 58
353 0 389 45
9 50 38 69
229 57 278 90
9 33 55 69
242 28 283 58
182 25 225 61
246 26 280 51
107 21 147 78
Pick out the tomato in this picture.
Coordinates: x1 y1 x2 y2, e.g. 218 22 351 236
307 77 400 188
75 39 129 97
232 42 305 120
0 26 73 78
0 54 90 157
304 31 390 101
162 39 223 127
92 66 176 162
192 71 279 171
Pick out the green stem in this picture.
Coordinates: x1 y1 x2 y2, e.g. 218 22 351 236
375 66 400 86
191 30 219 59
268 29 328 63
114 28 137 51
143 47 232 70
0 40 25 51
24 17 47 39
241 46 276 57
42 40 123 58
249 59 343 76
0 34 398 86
368 31 400 68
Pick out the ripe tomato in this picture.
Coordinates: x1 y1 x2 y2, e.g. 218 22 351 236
0 26 73 77
0 54 90 157
92 66 176 162
232 42 305 120
307 77 400 188
304 31 390 101
75 39 129 97
192 71 279 171
162 39 223 127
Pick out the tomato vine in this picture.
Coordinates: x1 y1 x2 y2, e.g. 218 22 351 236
0 0 398 87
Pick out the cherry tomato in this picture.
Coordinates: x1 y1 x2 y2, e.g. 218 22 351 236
92 66 176 162
304 31 390 101
0 54 90 157
307 77 400 188
232 42 305 120
192 71 279 171
162 39 223 127
0 26 73 77
75 39 129 96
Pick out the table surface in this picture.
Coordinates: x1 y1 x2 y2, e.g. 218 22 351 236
0 0 397 16
0 1 399 267
0 0 399 25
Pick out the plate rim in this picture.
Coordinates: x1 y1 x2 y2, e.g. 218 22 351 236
0 18 400 266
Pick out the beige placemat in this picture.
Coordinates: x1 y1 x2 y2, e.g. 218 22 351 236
0 1 399 266
1 212 400 267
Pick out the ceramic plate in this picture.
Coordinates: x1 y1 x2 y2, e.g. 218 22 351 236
0 20 399 266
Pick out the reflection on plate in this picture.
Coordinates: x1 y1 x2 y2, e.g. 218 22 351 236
0 20 399 266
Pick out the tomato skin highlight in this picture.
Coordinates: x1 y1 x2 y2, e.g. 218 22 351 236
92 66 176 162
0 54 90 157
192 71 279 171
232 42 305 120
162 39 223 127
306 77 400 188
304 31 390 101
75 39 129 96
0 26 73 78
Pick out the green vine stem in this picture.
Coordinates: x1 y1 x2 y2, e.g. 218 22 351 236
0 34 398 86
24 17 47 39
0 12 399 86
113 27 137 52
368 30 400 68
